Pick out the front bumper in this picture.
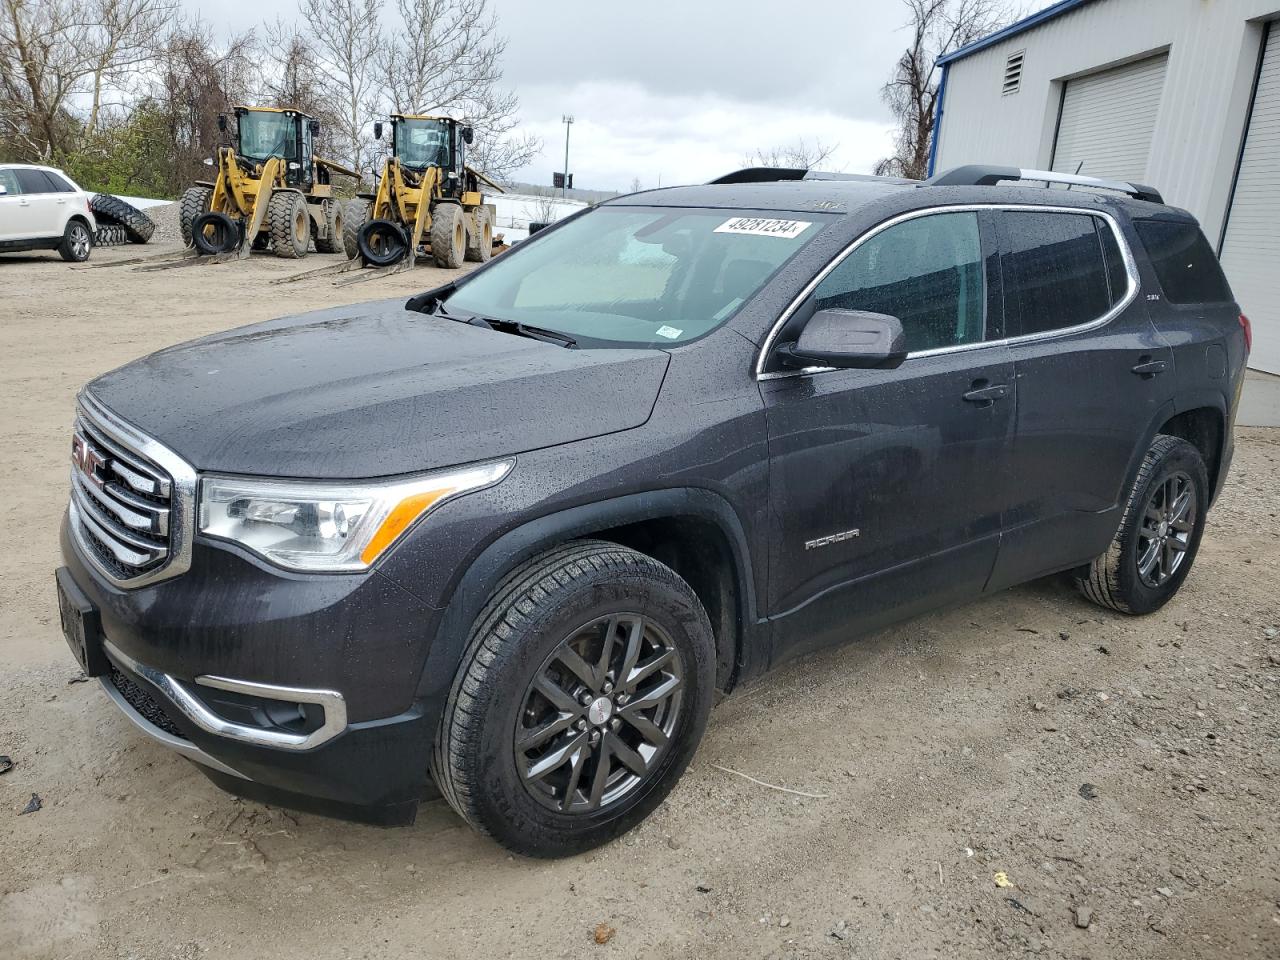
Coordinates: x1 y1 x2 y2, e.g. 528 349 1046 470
59 513 443 823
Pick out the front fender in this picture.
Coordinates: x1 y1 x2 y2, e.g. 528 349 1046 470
411 486 763 728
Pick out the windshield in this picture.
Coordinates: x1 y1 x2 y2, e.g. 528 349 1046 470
443 206 829 347
396 119 450 169
238 111 296 161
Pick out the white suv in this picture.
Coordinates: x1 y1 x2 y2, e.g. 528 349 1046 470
0 164 97 262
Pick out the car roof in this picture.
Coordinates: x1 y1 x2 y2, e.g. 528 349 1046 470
606 178 917 215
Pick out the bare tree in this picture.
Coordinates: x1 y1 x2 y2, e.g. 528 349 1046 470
376 0 539 179
629 176 642 193
299 0 383 174
875 0 1015 180
743 138 839 170
0 0 173 160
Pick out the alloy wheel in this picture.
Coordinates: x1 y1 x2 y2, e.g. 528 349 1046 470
70 224 90 259
515 613 684 814
1136 471 1196 587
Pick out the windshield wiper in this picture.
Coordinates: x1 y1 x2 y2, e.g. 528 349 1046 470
478 316 577 348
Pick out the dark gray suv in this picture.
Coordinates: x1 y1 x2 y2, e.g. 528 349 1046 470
56 164 1250 857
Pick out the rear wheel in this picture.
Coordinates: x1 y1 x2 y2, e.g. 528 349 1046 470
433 540 715 858
267 190 309 258
429 202 466 268
1075 434 1209 615
342 199 368 259
465 207 493 263
314 199 344 254
179 186 213 248
58 219 92 262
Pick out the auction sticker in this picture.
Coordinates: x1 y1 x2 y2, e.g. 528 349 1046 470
714 217 812 239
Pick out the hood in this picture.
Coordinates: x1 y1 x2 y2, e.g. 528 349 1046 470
88 299 670 478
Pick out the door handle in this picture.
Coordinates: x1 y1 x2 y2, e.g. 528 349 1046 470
1131 358 1168 378
963 382 1009 404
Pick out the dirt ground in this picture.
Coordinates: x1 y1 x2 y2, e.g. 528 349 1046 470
1 240 1278 960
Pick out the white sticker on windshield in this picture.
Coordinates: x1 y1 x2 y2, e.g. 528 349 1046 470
714 217 812 239
655 325 683 339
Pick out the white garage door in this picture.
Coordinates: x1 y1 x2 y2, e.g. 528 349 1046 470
1221 24 1280 374
1051 54 1169 183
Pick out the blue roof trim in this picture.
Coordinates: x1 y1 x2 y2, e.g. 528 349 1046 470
937 0 1098 66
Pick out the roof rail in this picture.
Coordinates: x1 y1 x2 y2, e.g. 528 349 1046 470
927 164 1164 204
708 167 807 184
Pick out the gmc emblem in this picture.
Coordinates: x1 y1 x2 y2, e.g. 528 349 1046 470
71 434 106 484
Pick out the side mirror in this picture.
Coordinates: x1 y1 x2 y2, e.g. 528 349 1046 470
309 119 320 136
217 114 227 132
0 184 7 195
373 121 383 140
777 308 908 370
461 126 474 145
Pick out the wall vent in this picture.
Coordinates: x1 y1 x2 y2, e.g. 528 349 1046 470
1002 51 1024 95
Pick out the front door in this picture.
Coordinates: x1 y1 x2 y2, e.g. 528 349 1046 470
760 209 1016 663
0 168 37 241
985 207 1174 590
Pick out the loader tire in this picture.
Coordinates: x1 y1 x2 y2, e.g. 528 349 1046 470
268 190 310 258
430 202 466 268
465 207 493 263
357 219 408 267
179 186 213 248
88 194 155 243
342 199 368 259
93 223 129 246
191 212 240 255
314 199 344 254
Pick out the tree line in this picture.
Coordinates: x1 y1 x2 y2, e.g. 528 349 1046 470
0 0 540 197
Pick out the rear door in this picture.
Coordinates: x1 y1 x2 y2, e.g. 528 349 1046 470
13 168 62 237
761 209 1016 663
0 168 27 241
986 206 1173 590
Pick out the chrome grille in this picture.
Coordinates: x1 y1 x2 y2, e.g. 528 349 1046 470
68 394 196 587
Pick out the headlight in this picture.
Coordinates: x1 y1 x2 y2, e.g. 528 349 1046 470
198 461 512 572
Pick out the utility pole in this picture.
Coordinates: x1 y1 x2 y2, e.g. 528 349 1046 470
561 115 574 197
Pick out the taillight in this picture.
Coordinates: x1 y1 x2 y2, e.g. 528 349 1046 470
1240 313 1252 353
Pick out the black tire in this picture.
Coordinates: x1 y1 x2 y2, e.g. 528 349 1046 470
93 223 128 246
342 199 368 259
179 186 213 248
267 190 309 258
356 219 408 267
433 540 715 858
191 212 240 255
88 194 155 243
429 202 466 268
314 199 344 254
1075 435 1209 615
464 207 493 263
57 219 92 262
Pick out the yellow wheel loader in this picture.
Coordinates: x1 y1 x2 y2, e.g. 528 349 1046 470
178 106 360 260
346 113 502 271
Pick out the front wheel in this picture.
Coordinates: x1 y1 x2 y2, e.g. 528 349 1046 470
57 219 92 262
433 540 715 857
1075 434 1209 615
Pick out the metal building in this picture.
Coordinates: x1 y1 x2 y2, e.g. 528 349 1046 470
930 0 1280 373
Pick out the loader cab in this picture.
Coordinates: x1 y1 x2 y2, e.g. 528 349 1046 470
233 107 315 188
388 114 474 197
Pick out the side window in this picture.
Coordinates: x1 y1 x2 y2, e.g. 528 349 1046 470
0 169 21 195
45 171 75 193
1133 219 1233 304
813 211 986 353
14 169 55 194
999 211 1112 337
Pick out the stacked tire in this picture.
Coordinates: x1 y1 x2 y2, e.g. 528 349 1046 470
92 223 130 246
88 195 155 244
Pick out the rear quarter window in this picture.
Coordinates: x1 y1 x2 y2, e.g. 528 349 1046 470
1133 219 1233 304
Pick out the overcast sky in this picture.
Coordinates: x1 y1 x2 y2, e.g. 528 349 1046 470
187 0 1007 191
